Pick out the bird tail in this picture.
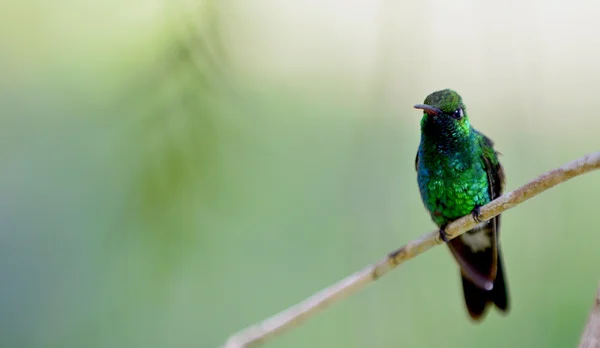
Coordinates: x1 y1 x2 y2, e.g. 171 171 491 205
461 251 509 321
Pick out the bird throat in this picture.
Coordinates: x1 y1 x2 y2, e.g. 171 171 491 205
421 116 473 158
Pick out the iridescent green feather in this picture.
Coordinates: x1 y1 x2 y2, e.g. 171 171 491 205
415 89 494 226
414 89 508 320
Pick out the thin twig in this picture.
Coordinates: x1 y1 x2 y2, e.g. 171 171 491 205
224 152 600 348
579 283 600 348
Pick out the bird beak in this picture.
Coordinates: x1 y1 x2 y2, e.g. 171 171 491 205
413 104 442 116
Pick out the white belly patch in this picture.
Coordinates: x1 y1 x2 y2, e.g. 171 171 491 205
460 222 491 253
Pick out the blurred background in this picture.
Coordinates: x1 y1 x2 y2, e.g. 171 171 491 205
1 0 600 347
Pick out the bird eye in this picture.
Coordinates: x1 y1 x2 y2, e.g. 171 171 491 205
452 108 464 119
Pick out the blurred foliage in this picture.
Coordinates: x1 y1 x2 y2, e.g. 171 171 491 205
1 1 600 348
119 16 222 253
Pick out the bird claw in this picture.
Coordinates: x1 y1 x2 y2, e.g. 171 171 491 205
439 227 450 243
471 205 483 223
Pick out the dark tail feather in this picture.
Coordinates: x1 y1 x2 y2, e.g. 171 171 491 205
492 254 509 312
461 252 509 321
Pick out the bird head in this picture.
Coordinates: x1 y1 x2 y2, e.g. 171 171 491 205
414 89 471 140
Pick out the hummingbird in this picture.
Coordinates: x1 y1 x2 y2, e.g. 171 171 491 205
414 89 508 321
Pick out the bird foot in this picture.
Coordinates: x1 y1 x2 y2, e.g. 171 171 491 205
471 205 483 223
439 226 450 243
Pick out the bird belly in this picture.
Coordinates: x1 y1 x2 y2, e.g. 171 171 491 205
418 170 490 227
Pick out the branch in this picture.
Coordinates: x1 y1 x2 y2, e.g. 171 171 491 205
579 282 600 348
224 152 600 348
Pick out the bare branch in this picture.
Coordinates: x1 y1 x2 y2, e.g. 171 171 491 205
224 152 600 348
579 283 600 348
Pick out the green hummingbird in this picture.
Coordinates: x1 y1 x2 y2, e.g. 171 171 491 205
414 89 508 321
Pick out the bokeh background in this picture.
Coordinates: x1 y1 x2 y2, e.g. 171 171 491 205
2 0 600 347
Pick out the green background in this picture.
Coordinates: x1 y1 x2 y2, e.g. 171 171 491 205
2 1 599 347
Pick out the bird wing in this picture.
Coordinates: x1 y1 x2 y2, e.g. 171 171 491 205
414 152 419 171
476 130 505 204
